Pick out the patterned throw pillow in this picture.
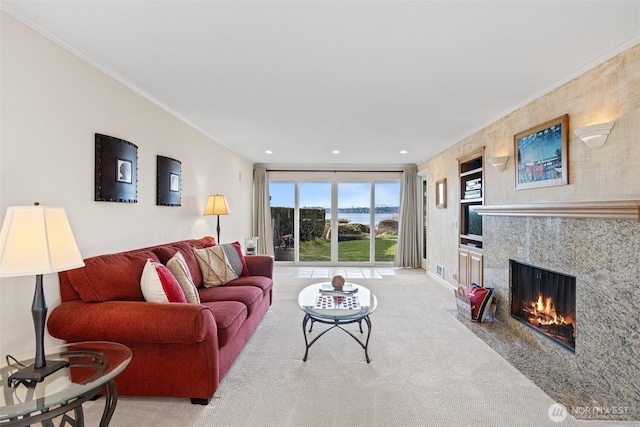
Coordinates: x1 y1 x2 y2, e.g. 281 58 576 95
166 251 201 304
193 245 239 287
140 258 187 303
220 242 250 277
466 283 494 322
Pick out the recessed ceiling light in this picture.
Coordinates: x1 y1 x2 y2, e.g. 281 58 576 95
265 150 273 154
400 150 408 154
332 150 340 154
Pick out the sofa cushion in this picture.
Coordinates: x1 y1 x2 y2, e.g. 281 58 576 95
154 241 206 287
199 285 263 316
202 301 247 347
185 236 216 249
193 245 238 287
226 275 273 295
66 251 159 302
141 259 187 303
166 251 200 304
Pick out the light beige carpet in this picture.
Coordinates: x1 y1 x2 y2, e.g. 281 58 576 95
81 269 636 426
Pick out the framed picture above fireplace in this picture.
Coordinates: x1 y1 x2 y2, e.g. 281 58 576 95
514 114 568 190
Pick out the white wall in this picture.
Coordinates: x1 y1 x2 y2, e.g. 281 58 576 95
0 13 254 355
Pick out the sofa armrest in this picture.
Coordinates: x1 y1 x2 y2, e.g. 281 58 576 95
245 255 273 278
47 300 217 345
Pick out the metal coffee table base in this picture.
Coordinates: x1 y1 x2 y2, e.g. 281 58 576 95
302 314 372 363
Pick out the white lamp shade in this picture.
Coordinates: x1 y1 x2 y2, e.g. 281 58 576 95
203 195 230 216
0 206 84 277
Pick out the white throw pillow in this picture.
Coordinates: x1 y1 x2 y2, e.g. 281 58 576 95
193 245 239 287
140 258 187 303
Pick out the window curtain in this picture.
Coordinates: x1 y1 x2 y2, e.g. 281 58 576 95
253 166 274 257
394 166 420 267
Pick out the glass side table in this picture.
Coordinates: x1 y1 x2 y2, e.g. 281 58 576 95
0 341 131 427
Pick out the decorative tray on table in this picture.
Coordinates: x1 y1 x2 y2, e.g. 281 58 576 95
314 294 361 311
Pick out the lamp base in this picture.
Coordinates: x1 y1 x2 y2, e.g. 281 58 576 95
8 359 69 387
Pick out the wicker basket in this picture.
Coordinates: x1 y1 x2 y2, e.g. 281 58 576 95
455 286 498 322
454 289 473 321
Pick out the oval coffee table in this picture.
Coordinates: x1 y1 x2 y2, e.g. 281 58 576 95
298 282 377 363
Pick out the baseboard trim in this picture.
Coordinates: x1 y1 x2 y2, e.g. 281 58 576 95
427 271 456 291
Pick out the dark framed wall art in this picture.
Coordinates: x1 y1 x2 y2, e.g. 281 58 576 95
95 133 138 202
514 114 569 190
156 155 182 206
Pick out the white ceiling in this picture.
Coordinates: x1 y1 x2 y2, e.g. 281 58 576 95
3 1 639 167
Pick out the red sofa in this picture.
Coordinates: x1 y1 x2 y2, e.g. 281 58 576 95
47 236 273 404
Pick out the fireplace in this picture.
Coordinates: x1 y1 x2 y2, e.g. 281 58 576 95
510 260 576 352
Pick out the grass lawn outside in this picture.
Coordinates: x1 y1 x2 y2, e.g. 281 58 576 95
299 238 397 262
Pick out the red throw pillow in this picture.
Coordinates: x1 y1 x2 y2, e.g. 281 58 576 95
466 283 494 322
140 259 187 303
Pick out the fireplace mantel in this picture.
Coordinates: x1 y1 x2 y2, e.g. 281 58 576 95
475 200 640 220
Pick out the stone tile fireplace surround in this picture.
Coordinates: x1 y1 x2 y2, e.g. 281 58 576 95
460 202 640 421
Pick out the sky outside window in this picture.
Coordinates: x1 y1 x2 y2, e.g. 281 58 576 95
269 183 294 208
270 182 399 209
299 183 331 208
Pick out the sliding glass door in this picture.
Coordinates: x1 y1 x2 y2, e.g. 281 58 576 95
270 183 295 262
269 172 401 265
337 183 372 262
374 182 400 262
299 183 331 262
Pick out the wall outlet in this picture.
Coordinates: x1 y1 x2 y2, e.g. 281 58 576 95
436 264 444 277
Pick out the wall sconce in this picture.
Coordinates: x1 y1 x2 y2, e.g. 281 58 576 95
487 156 509 172
573 122 615 149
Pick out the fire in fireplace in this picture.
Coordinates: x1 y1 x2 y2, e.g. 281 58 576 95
510 260 576 352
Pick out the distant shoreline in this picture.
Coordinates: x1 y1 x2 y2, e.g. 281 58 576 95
331 212 398 226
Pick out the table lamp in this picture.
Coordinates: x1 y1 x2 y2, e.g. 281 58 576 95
0 204 85 384
203 195 230 243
